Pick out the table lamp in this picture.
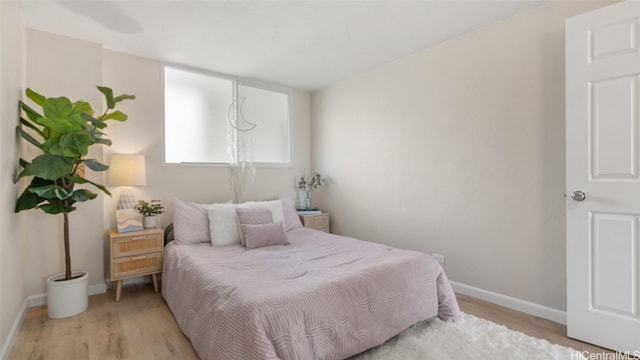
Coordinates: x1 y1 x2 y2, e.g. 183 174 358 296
107 154 146 209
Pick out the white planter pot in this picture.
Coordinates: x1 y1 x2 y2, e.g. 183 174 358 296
143 215 157 228
47 271 88 319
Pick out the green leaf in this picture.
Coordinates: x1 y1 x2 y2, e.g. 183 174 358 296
83 159 108 172
20 101 43 123
43 97 73 119
37 116 78 134
60 133 91 157
100 111 127 121
16 168 30 180
15 159 32 181
71 100 94 118
39 202 75 214
72 189 97 202
73 175 111 196
91 182 111 196
14 177 52 212
43 132 92 157
15 188 45 212
72 175 88 184
80 113 107 129
97 86 115 109
26 88 45 106
16 126 43 149
95 138 112 146
30 185 74 200
113 94 136 103
22 154 75 180
66 101 94 131
20 117 44 137
85 125 105 138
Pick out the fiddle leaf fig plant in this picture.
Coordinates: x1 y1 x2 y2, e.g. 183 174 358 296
14 86 135 281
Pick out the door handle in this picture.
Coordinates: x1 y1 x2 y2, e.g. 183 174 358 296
571 190 586 201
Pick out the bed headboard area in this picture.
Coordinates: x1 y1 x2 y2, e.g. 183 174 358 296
167 198 306 248
164 223 174 245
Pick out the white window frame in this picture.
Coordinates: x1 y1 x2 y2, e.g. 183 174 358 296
162 64 293 168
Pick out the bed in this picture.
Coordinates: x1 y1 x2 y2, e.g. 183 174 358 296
162 199 460 360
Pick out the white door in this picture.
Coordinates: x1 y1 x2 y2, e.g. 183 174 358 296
566 1 640 353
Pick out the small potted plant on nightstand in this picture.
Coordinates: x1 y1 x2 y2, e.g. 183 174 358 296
136 200 164 228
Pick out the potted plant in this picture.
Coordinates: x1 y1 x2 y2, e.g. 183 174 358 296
14 86 134 318
135 200 164 228
298 172 326 210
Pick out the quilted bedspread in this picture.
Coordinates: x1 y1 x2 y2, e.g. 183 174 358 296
162 227 460 360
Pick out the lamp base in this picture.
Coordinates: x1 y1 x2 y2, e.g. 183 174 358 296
116 188 137 210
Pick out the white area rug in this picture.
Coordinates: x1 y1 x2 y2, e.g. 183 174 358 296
351 313 585 360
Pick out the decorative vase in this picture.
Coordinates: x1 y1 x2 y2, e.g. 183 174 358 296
143 215 157 229
302 195 312 210
47 271 88 319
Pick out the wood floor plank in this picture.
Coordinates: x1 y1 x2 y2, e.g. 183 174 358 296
456 293 613 355
8 285 198 360
8 286 613 359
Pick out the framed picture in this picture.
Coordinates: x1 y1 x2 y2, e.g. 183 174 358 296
115 208 143 233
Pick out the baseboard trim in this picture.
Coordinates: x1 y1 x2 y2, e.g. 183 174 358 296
451 281 567 325
0 298 28 360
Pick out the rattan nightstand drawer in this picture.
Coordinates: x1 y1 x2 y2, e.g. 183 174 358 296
112 252 162 280
112 232 162 258
299 213 330 232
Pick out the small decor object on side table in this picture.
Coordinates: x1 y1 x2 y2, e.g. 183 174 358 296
136 200 164 229
298 172 326 210
115 208 143 233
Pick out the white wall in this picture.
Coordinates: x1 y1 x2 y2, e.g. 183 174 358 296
0 0 26 355
311 1 612 311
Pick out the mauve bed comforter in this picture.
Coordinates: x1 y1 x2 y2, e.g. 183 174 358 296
162 227 460 360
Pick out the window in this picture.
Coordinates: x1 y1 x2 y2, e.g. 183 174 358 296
164 66 291 165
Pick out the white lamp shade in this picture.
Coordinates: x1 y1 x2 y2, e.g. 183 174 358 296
107 154 147 186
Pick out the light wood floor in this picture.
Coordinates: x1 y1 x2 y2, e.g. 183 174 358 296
8 285 612 359
456 293 612 355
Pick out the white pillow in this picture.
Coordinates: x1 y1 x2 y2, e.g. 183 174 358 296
208 203 240 246
239 200 284 225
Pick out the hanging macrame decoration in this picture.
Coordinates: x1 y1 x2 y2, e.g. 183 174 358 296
227 97 257 203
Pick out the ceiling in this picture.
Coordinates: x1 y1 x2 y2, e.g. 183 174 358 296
18 0 545 92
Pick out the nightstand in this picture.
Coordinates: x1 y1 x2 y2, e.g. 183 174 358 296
299 213 330 232
108 228 164 301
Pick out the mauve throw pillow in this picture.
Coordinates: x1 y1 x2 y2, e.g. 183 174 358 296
240 200 284 224
236 207 273 246
243 221 290 249
173 199 211 244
